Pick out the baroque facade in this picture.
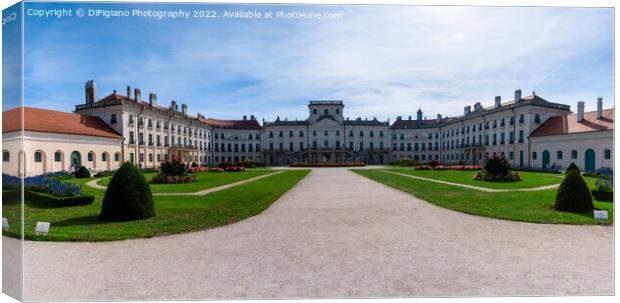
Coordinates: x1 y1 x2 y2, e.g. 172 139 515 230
2 80 614 176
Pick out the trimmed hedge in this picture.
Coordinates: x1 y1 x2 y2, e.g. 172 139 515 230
554 170 594 213
25 190 94 208
75 166 91 179
565 162 580 175
591 190 613 202
100 162 155 221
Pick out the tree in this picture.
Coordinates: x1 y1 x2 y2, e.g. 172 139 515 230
100 162 155 221
554 170 593 213
565 162 580 175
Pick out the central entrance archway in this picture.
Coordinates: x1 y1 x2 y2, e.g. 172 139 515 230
70 151 82 170
585 149 596 172
542 150 550 169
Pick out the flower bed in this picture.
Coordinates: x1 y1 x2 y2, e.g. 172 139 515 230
3 173 83 197
225 166 247 172
207 167 225 173
150 160 198 184
290 162 366 167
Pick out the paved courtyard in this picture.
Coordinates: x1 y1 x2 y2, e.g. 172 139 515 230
11 168 614 300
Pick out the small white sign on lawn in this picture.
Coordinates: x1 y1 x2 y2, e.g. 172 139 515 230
35 222 51 234
593 210 609 220
2 217 9 230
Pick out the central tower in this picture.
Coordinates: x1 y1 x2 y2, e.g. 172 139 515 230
308 100 344 123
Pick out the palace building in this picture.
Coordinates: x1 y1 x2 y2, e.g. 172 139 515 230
2 80 614 176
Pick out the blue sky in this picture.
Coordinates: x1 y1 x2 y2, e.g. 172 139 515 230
19 2 613 121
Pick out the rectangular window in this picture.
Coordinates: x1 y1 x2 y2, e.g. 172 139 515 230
518 130 524 143
532 152 537 160
605 149 611 159
110 114 117 124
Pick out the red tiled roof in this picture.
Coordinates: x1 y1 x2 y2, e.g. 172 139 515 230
2 107 123 139
200 118 261 129
529 108 614 137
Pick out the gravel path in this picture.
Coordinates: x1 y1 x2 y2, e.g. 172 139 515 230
85 171 283 196
18 168 613 301
383 170 561 192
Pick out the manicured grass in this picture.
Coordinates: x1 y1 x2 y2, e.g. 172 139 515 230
354 169 613 225
95 170 273 193
2 170 309 241
385 168 563 189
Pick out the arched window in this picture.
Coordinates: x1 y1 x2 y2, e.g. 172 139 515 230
88 152 95 162
102 153 108 161
3 150 10 162
349 130 353 137
269 131 273 138
324 130 328 136
34 151 43 162
248 134 253 140
359 130 364 137
279 131 283 137
289 131 294 137
114 152 121 161
54 151 62 162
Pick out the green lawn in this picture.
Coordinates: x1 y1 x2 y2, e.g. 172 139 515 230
2 170 309 241
353 169 613 225
95 170 273 193
384 168 563 189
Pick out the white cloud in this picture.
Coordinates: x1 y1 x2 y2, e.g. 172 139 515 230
24 5 613 120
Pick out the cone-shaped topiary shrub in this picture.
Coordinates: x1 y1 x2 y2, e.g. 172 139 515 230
554 170 593 213
75 166 91 179
100 162 155 221
565 162 580 175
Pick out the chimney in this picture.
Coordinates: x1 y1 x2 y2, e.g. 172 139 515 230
495 96 501 109
514 89 522 102
408 116 412 120
437 114 442 121
416 109 423 121
250 115 255 120
85 80 96 104
181 104 188 115
577 101 585 122
396 116 402 120
149 93 157 108
243 115 247 120
597 97 603 119
126 86 132 99
134 88 141 102
171 100 177 111
464 106 471 115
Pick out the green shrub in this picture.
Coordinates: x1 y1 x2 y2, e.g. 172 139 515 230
483 156 510 176
554 170 593 213
100 162 155 221
565 162 580 175
159 160 188 177
25 190 94 208
74 166 91 179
